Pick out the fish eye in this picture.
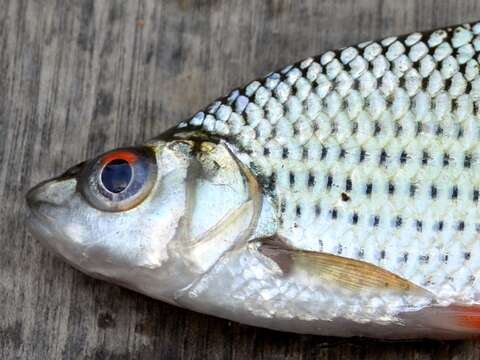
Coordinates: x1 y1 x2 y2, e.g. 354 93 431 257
80 147 158 212
101 158 133 193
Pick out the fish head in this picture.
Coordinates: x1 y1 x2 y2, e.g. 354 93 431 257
26 136 262 302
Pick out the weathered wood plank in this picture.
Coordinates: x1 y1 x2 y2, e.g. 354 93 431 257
2 0 480 359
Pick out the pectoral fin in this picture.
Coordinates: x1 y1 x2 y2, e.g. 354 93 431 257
257 236 428 295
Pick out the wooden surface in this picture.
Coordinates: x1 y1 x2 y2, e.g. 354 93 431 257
2 0 480 359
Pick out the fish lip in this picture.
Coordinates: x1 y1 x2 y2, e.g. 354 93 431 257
26 182 42 210
25 178 55 210
25 181 60 247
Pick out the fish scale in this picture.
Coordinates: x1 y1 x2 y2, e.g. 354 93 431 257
181 21 480 303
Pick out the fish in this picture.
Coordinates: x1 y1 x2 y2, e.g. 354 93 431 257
26 20 480 339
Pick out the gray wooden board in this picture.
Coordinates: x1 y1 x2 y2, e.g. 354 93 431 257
2 0 480 358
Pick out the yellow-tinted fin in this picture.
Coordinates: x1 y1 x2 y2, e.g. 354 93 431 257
258 236 429 295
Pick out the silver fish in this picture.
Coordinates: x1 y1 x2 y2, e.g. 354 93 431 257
27 21 480 339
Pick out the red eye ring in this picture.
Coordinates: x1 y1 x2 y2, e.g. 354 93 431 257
100 150 138 165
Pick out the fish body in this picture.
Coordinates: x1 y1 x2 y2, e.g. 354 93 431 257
27 21 480 339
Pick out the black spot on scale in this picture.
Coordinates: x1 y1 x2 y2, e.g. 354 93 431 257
337 244 343 255
475 101 480 116
315 204 321 217
457 221 465 231
422 151 429 166
464 154 472 168
430 185 438 199
365 182 373 196
282 147 289 159
465 252 471 260
451 186 458 199
302 147 309 159
388 182 395 195
373 122 381 136
326 175 333 190
380 250 386 259
341 192 350 202
395 216 402 228
419 254 429 263
359 148 366 163
345 178 352 192
331 208 338 219
416 220 423 232
474 189 479 202
403 253 409 263
352 212 359 225
321 147 328 160
379 149 387 165
308 172 315 188
399 151 408 164
436 221 444 232
410 183 417 198
443 153 450 167
372 215 380 227
289 172 295 186
339 148 346 159
296 205 302 217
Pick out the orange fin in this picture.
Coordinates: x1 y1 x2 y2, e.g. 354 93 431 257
400 304 480 337
443 305 480 330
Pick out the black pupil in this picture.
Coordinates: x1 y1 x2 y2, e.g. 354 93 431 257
101 159 132 193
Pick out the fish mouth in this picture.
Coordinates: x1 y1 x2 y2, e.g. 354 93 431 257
25 189 56 250
25 180 64 253
25 184 83 269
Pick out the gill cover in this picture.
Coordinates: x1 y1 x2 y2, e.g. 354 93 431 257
171 139 262 275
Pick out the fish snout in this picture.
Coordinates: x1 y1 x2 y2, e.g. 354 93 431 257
26 180 50 210
26 177 78 216
26 160 86 210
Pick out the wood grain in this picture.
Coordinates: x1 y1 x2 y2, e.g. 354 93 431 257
2 0 480 358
